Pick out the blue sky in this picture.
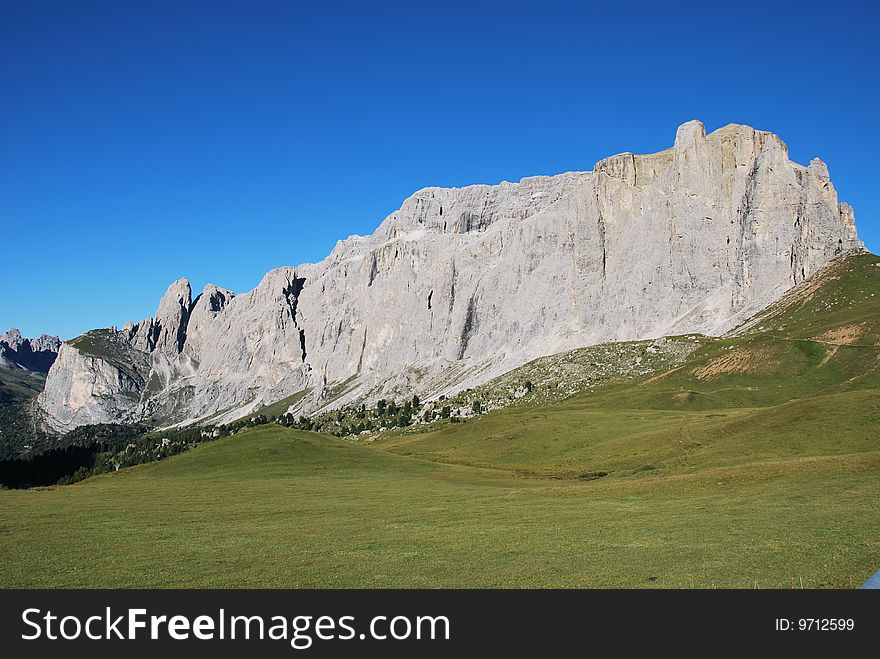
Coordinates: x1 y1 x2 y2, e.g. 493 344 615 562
2 0 878 340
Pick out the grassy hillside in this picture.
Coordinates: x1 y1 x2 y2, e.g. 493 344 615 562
1 251 877 588
1 425 876 588
0 365 45 402
0 366 49 459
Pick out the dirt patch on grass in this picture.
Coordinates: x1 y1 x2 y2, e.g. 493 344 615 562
814 323 868 346
691 347 777 380
818 345 840 367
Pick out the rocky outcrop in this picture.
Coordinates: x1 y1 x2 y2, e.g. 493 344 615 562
125 278 194 355
37 338 150 429
0 329 61 373
38 121 863 432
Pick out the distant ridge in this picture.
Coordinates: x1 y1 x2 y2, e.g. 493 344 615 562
0 329 60 374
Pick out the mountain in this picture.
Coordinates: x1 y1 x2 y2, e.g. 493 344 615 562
0 327 59 425
37 120 862 432
0 329 60 373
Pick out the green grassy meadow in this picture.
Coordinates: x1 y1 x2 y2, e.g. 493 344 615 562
1 252 878 588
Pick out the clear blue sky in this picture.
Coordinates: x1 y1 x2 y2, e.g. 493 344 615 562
2 0 878 340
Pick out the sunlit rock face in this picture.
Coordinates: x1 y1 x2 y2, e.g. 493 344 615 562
38 121 862 431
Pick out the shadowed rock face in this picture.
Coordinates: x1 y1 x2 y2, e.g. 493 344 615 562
0 329 61 374
38 121 863 431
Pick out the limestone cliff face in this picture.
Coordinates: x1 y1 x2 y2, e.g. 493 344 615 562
37 340 149 429
38 121 863 431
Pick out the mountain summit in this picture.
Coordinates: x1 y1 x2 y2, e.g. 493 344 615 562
38 121 862 431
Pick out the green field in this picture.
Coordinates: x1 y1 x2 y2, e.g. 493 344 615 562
1 252 878 588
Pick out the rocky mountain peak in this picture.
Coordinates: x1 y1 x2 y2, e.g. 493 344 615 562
196 284 234 312
674 119 707 149
0 328 61 373
37 121 865 432
157 278 192 317
152 278 193 355
184 284 235 361
0 328 24 349
808 157 830 179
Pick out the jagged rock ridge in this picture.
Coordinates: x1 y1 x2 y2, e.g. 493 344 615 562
1 329 61 373
38 120 863 431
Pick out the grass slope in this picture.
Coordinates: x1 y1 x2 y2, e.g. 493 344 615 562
0 366 48 459
0 366 45 402
1 425 876 588
1 251 878 588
